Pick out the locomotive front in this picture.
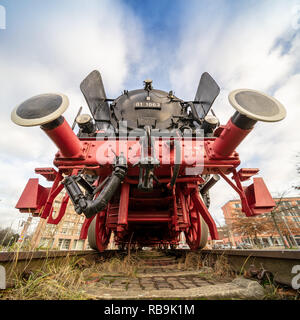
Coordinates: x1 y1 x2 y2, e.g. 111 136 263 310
11 70 286 251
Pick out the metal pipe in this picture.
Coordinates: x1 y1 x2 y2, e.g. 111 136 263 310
212 117 253 158
63 157 127 219
200 174 220 195
41 116 82 158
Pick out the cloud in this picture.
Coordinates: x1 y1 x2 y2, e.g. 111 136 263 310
169 0 300 224
0 0 146 230
1 0 299 232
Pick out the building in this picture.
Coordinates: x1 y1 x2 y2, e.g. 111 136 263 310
221 196 300 248
30 191 90 250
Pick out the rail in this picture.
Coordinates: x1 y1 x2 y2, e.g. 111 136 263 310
0 248 299 288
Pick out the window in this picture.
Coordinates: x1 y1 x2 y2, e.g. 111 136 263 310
39 238 50 247
61 239 71 250
46 225 56 235
40 238 54 248
72 240 78 250
282 201 291 208
275 237 283 245
76 240 84 250
58 239 64 248
63 222 71 228
86 242 91 250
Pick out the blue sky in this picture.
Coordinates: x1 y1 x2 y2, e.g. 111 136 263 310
0 0 299 232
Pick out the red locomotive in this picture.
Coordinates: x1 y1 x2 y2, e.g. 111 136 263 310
11 70 286 251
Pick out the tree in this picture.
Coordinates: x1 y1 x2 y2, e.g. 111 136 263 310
0 227 20 247
228 209 272 247
268 202 300 248
226 191 300 248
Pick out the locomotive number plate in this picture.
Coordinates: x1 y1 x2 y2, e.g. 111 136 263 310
135 102 161 108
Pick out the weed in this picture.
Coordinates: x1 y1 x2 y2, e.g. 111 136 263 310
0 257 88 300
213 254 234 278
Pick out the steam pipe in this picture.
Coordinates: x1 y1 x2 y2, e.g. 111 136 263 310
212 89 286 158
200 174 220 195
212 115 253 158
84 174 124 218
41 116 82 158
11 93 82 158
63 156 127 219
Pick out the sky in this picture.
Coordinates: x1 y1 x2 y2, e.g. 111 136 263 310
0 0 299 234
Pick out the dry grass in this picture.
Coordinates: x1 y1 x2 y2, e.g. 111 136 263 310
176 251 235 280
212 254 235 278
0 250 239 300
177 252 203 270
84 253 142 277
0 251 144 300
0 257 89 300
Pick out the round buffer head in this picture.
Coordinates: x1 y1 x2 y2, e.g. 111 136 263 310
228 89 286 122
204 115 219 126
11 93 69 127
76 113 92 125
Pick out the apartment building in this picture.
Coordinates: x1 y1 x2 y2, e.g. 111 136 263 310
221 196 300 248
30 191 90 250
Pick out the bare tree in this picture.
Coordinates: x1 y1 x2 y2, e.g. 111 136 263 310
228 209 272 247
0 227 20 247
266 191 300 248
269 205 300 248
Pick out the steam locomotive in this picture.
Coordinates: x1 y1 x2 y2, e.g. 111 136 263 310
12 70 286 251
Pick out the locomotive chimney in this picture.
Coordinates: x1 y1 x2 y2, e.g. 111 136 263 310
11 93 82 158
212 89 286 158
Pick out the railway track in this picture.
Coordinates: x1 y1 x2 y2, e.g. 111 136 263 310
199 249 300 287
0 248 299 295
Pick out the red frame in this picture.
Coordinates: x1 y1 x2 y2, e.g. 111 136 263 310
16 129 276 247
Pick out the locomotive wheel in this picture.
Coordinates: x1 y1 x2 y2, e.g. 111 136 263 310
185 194 208 250
185 209 201 250
88 211 111 252
198 215 208 248
185 211 208 250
